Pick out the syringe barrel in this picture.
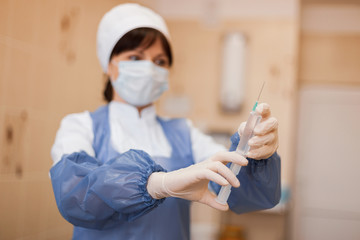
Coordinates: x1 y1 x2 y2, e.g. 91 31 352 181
216 184 232 205
236 111 262 155
216 111 261 205
216 163 243 205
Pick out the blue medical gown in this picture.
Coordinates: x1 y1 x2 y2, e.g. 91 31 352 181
50 105 281 239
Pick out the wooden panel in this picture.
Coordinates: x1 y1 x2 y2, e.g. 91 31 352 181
0 180 22 240
300 34 360 85
16 180 47 238
43 179 73 239
0 110 28 177
22 112 59 173
0 0 123 239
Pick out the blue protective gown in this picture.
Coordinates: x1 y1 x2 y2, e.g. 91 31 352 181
50 105 281 239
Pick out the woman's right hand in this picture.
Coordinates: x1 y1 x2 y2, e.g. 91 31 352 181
147 152 248 211
238 103 279 160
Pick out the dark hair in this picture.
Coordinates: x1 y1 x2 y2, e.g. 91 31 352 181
103 27 173 102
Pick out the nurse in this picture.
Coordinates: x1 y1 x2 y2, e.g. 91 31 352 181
50 3 281 240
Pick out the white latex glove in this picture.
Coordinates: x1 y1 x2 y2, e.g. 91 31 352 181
239 103 279 160
147 152 248 211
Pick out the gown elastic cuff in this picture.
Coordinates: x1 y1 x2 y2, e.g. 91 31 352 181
138 160 167 208
247 151 278 167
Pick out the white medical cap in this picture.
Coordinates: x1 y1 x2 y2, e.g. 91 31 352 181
96 3 170 73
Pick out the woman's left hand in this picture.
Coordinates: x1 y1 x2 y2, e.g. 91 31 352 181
147 151 248 211
238 103 279 160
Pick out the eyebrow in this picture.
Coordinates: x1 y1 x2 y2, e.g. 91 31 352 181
154 53 168 59
128 49 168 60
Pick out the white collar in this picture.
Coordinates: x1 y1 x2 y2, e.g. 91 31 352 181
109 101 157 123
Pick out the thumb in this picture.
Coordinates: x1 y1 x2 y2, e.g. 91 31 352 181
200 190 229 211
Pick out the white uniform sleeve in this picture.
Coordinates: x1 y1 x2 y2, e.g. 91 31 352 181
51 111 95 166
186 119 227 164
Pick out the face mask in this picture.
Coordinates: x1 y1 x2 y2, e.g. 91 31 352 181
111 60 169 106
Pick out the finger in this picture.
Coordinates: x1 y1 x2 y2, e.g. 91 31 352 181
209 162 240 187
238 122 246 137
254 117 278 135
200 169 229 186
255 103 271 119
200 190 229 211
247 144 277 159
248 132 277 148
211 152 248 166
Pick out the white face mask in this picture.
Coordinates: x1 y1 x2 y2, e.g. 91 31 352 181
111 60 169 106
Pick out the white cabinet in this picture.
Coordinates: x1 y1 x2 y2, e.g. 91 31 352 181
292 86 360 240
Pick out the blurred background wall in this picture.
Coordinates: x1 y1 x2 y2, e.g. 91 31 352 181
0 0 359 239
291 0 360 239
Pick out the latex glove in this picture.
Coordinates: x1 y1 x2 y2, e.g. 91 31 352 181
147 152 248 211
239 103 279 160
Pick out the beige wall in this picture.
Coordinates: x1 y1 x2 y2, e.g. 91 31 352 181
299 2 360 86
289 2 360 239
0 0 298 239
300 34 360 86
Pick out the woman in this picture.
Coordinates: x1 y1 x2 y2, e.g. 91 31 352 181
50 3 281 240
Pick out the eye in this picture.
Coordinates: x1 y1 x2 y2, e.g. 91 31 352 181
154 58 169 67
129 55 142 61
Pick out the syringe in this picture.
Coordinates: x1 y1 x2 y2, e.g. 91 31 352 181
216 82 265 205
